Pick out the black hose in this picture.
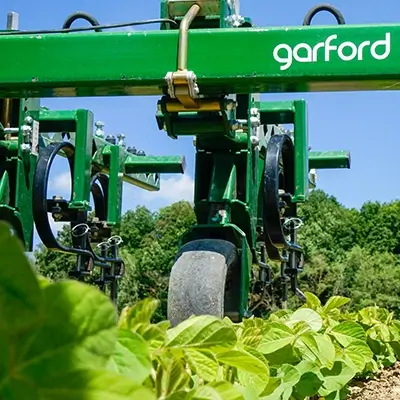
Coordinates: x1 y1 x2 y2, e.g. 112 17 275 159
303 4 345 26
0 18 178 35
62 11 102 32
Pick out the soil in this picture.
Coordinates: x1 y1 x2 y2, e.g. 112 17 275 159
347 362 400 400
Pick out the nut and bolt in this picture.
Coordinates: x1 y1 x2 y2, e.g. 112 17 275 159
20 143 31 152
127 146 137 155
105 135 116 144
95 121 105 137
117 134 126 147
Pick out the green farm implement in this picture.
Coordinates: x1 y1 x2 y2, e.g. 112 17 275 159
0 1 373 324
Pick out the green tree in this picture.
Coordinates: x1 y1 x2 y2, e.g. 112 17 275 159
34 224 75 281
336 246 400 314
114 205 156 253
297 190 358 262
356 201 400 255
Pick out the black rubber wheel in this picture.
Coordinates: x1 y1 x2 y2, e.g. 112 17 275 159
167 239 241 327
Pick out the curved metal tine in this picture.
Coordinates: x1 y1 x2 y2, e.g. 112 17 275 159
264 134 296 255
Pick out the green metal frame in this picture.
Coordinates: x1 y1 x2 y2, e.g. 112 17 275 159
0 25 396 98
39 109 186 226
0 1 361 316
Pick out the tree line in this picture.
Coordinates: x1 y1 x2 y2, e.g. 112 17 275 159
34 190 400 320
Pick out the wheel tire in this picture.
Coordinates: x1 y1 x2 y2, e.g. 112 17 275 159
167 239 241 327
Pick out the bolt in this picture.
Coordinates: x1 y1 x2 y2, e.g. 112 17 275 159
20 143 30 152
21 125 32 134
53 213 63 222
105 135 116 144
95 121 105 137
250 136 259 146
24 116 33 125
225 99 237 111
127 146 137 155
117 134 126 147
137 150 146 156
250 108 259 116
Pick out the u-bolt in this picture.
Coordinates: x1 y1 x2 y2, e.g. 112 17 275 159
303 4 345 26
177 4 201 71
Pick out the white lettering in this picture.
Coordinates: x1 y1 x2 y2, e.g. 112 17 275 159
293 43 312 62
357 41 370 60
273 33 391 70
338 41 358 61
273 43 292 71
312 42 324 62
324 34 338 61
371 32 391 60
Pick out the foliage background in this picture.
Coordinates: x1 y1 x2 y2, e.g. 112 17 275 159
34 190 400 320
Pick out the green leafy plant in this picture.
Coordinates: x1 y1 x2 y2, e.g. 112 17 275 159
2 221 400 399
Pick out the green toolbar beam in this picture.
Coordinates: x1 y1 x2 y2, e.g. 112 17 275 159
309 151 350 169
0 24 399 98
125 155 186 174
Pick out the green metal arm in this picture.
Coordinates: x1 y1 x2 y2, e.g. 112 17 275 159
39 109 185 191
309 151 350 169
0 25 397 98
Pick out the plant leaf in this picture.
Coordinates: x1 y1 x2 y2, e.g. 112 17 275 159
257 323 295 355
165 316 236 352
188 381 244 400
107 329 152 385
36 369 155 399
330 321 366 347
323 296 350 313
164 356 192 396
0 222 43 334
292 371 323 398
261 364 300 400
119 298 159 330
303 292 322 311
287 308 322 332
217 349 268 375
1 279 117 390
338 339 373 373
297 333 336 369
236 347 270 395
318 361 356 397
184 349 219 382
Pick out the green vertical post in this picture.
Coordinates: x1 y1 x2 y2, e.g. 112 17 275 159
16 97 40 250
107 145 123 225
292 100 308 202
69 109 93 210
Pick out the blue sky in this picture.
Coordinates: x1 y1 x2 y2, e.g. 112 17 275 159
1 0 400 246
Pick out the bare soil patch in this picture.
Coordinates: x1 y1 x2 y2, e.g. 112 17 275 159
347 363 400 400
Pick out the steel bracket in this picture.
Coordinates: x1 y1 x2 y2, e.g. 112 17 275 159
165 70 199 108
